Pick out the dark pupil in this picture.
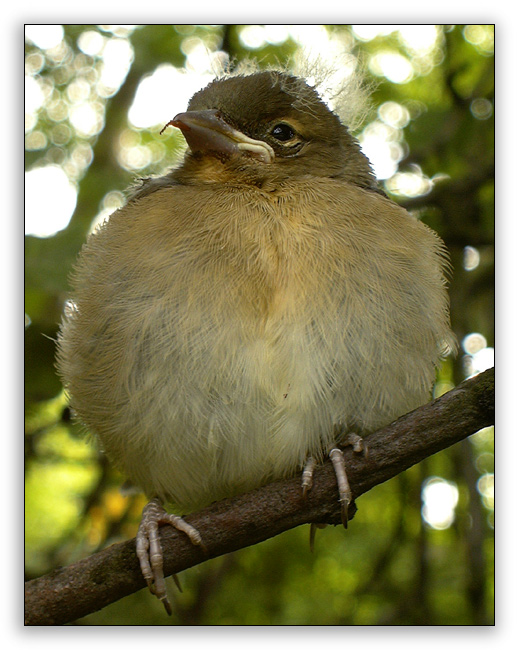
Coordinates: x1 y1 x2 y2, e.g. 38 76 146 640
272 123 295 141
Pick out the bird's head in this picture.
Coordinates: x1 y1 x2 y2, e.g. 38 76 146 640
164 71 378 191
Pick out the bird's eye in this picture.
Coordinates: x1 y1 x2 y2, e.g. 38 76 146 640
271 123 296 142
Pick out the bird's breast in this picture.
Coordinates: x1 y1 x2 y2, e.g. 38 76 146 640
59 177 453 508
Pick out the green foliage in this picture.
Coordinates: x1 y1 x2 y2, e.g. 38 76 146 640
25 25 494 625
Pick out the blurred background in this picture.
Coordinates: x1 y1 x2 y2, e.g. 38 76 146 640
24 24 494 625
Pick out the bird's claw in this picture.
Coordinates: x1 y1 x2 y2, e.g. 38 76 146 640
329 431 367 527
301 432 367 529
136 497 205 614
329 448 352 528
301 456 317 498
341 431 368 458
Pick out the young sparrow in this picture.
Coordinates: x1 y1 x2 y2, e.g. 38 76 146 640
57 69 454 612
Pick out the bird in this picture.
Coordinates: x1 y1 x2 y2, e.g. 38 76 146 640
57 67 455 613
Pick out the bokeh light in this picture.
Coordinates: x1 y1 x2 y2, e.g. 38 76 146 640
239 24 289 49
463 25 494 54
25 25 64 50
398 25 440 54
385 168 433 197
98 37 134 96
462 332 494 377
422 477 459 529
462 332 487 355
470 97 493 120
370 51 414 84
128 64 213 129
463 246 481 271
25 165 77 237
477 473 494 510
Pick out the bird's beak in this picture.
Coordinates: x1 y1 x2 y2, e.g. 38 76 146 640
161 109 275 164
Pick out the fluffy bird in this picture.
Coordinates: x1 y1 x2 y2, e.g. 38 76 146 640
57 68 454 612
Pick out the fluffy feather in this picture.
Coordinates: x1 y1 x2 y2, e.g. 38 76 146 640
57 66 455 514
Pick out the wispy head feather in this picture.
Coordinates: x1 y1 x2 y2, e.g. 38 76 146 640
210 50 373 134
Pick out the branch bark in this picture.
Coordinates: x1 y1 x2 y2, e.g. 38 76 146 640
24 367 494 625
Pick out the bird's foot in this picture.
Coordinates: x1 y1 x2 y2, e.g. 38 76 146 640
136 497 205 615
302 431 367 529
328 447 355 528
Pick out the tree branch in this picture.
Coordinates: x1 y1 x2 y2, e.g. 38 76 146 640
24 368 494 625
